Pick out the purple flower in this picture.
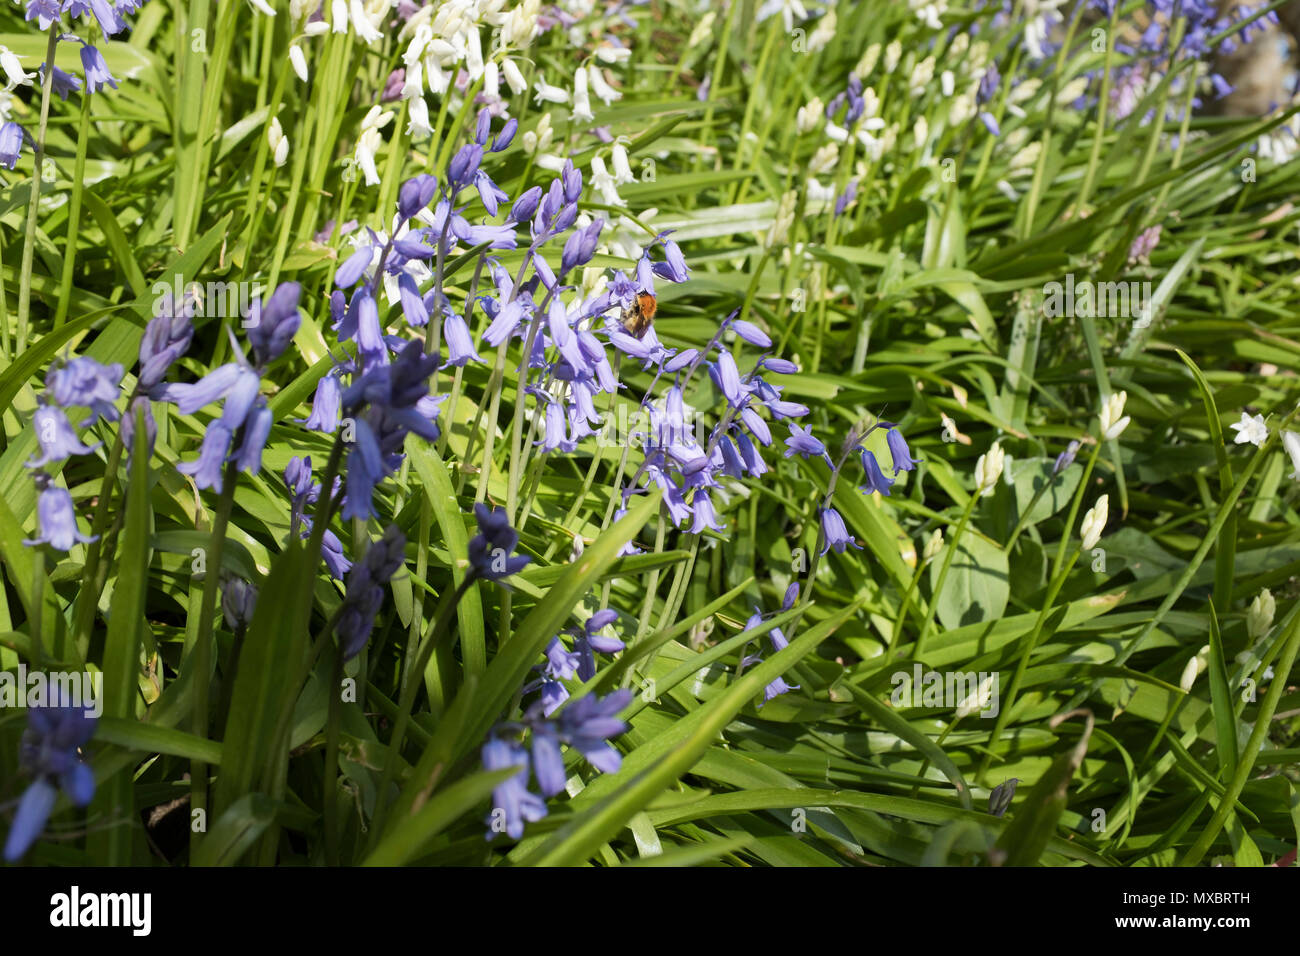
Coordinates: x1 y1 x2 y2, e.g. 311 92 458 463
24 480 97 551
556 688 631 774
481 738 547 840
885 428 921 474
336 525 406 660
859 449 895 496
221 575 258 634
245 282 302 366
398 174 438 221
468 504 530 581
443 310 483 366
28 405 99 468
41 63 81 100
175 422 234 491
0 122 23 169
574 610 623 681
65 0 124 35
138 298 195 391
1053 440 1080 476
819 506 860 555
26 0 62 28
3 690 97 862
79 44 118 94
46 357 123 427
730 319 772 348
783 423 830 465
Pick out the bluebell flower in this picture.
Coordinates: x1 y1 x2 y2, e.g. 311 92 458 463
46 356 123 427
533 637 581 715
468 503 531 581
175 422 234 491
783 423 831 465
689 490 726 534
1053 440 1080 476
859 449 895 496
138 295 195 392
397 173 438 221
41 63 81 100
79 44 118 93
556 688 632 774
305 368 343 433
481 738 547 840
27 404 99 468
221 575 258 634
26 0 62 28
335 243 374 289
447 143 483 193
442 309 482 366
819 506 861 555
0 122 23 169
244 282 302 366
574 609 623 681
885 428 921 474
3 691 98 862
509 186 542 223
24 478 97 551
64 0 123 35
337 340 441 519
336 525 406 660
730 319 771 348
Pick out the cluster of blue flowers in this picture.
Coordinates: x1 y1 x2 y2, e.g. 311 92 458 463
527 609 625 716
742 583 802 705
482 688 633 840
158 283 301 492
2 0 149 169
3 692 97 862
24 355 123 549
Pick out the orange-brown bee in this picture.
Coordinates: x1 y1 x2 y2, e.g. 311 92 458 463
620 291 657 338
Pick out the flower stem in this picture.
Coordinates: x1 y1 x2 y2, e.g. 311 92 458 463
15 28 60 355
189 461 239 855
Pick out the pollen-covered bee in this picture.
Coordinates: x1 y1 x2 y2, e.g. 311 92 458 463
620 291 657 338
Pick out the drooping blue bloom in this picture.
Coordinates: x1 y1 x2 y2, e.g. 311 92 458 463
533 637 581 716
46 356 123 427
26 0 62 28
3 690 98 862
244 282 302 367
783 423 831 465
819 506 860 555
304 368 343 432
41 63 81 100
574 609 623 681
0 122 23 169
397 173 438 222
1053 439 1080 476
221 575 258 634
175 422 234 491
79 44 118 93
556 688 632 774
24 479 97 551
120 395 156 465
336 525 406 660
137 294 195 392
468 503 531 581
64 0 124 35
885 428 921 474
859 449 895 496
481 738 547 840
27 404 99 468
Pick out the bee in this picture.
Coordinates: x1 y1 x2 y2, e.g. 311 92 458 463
620 291 657 338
